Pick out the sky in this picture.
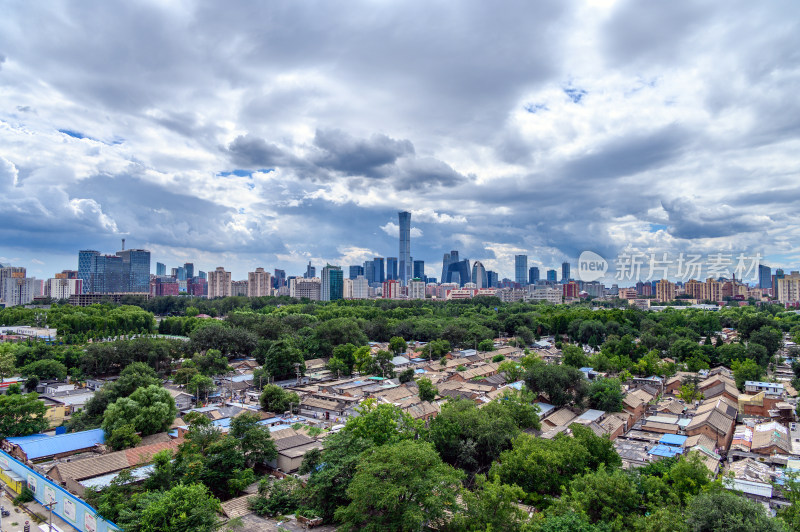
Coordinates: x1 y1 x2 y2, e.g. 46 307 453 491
1 0 799 284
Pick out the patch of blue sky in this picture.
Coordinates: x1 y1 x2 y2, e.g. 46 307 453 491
524 102 548 114
219 168 274 178
649 223 668 232
563 87 587 104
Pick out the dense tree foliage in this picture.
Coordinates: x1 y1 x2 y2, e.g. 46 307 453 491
0 392 48 437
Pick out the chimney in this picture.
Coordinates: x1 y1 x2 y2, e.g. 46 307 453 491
121 238 126 250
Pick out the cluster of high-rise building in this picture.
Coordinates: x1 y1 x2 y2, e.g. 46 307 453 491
5 212 800 308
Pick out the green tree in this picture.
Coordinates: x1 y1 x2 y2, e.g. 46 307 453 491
445 474 529 531
303 430 374 521
587 378 624 412
398 367 415 383
173 366 199 386
20 359 67 381
259 384 299 414
106 423 141 451
249 476 304 517
0 344 16 382
335 440 463 532
428 398 519 474
492 433 590 505
550 464 639 527
666 452 710 504
426 339 452 360
417 377 438 402
389 336 408 356
187 374 215 403
229 411 278 466
749 326 783 359
102 384 178 437
192 349 231 377
117 483 222 532
262 339 305 380
686 489 785 531
484 388 541 430
478 338 495 352
332 343 358 374
112 362 162 398
525 363 587 407
562 344 589 368
498 360 525 382
0 392 48 437
327 357 349 378
732 358 763 391
342 399 422 446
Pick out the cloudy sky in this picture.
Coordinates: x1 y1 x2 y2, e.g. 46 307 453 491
1 0 799 283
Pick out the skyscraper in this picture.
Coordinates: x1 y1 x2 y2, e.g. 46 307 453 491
156 262 167 276
305 261 316 279
471 261 487 289
515 255 528 285
445 259 471 286
561 262 570 283
398 211 411 285
273 269 286 289
373 257 385 284
529 266 540 284
386 257 398 281
413 260 425 281
486 271 499 288
116 248 151 292
248 267 272 297
208 267 232 298
441 252 451 283
546 269 557 283
78 250 99 293
758 264 772 289
321 264 343 301
364 260 375 284
184 263 194 279
349 265 364 280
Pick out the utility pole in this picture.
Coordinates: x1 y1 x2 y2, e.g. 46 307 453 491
45 500 56 531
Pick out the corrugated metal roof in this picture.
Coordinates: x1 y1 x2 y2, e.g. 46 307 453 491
659 434 688 446
14 428 105 460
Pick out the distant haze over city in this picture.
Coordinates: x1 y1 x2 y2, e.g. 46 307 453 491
1 1 799 281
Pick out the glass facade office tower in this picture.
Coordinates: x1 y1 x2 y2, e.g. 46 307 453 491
472 261 487 289
445 259 471 286
515 255 528 285
305 262 316 279
116 249 151 292
321 264 343 301
398 211 412 285
487 271 499 288
349 265 364 280
413 260 425 281
561 262 570 283
759 264 771 289
386 257 398 281
78 250 100 293
184 263 194 279
547 269 557 283
156 262 167 276
373 257 385 284
529 266 540 284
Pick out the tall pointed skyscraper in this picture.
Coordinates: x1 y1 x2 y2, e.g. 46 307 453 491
399 211 412 285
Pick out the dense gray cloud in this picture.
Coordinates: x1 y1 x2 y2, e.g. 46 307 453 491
0 1 798 280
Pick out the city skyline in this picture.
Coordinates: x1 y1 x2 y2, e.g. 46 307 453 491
2 2 800 282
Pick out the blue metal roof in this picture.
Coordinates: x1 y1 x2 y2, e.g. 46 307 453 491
5 434 49 445
14 428 105 460
659 434 688 447
649 444 683 458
